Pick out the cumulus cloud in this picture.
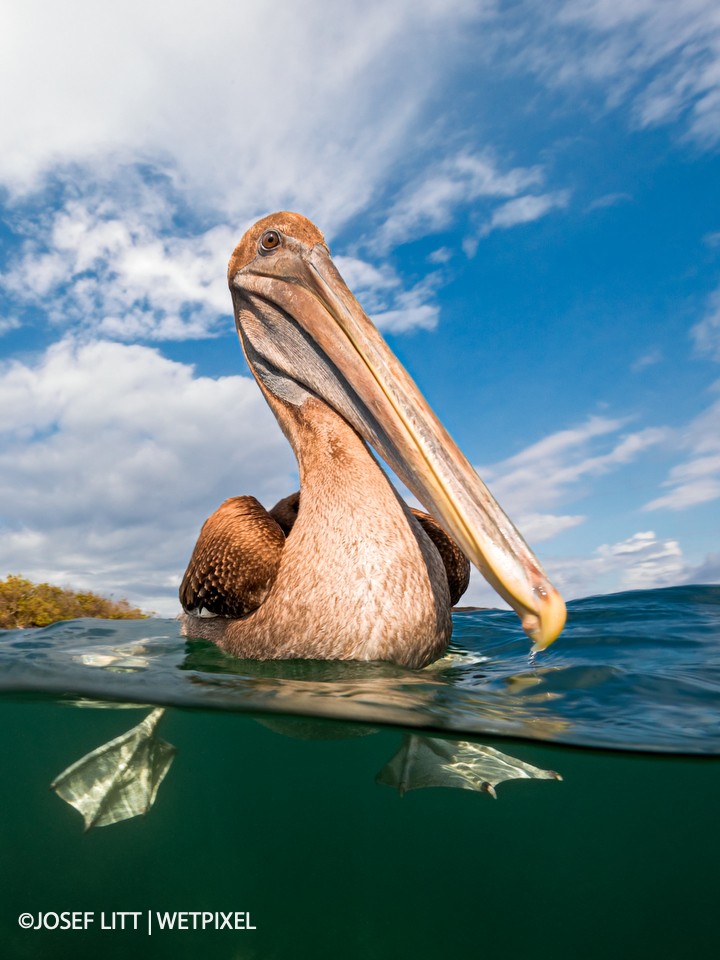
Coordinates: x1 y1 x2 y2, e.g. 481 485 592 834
519 531 690 606
2 5 524 348
1 186 237 341
4 2 718 224
2 2 717 280
1 0 717 621
0 338 297 614
16 2 701 351
1 177 443 340
557 531 719 599
463 527 718 609
595 531 686 589
0 337 711 617
550 530 685 597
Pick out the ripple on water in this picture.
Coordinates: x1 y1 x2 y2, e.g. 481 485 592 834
0 585 719 753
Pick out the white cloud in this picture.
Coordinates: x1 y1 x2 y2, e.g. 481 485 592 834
511 0 720 146
0 338 297 614
15 0 714 353
0 338 712 617
1 0 718 621
643 387 720 511
334 256 440 333
587 192 633 211
455 415 679 607
479 414 668 536
0 316 20 336
554 530 690 597
378 152 544 250
0 0 484 225
685 552 720 583
596 531 686 591
463 527 718 609
1 189 237 341
461 190 570 252
373 302 439 335
480 191 570 236
474 383 720 523
692 286 720 361
644 457 720 511
515 513 586 542
1 1 716 280
635 322 720 512
1 181 443 340
428 247 453 265
631 347 663 372
3 1 717 230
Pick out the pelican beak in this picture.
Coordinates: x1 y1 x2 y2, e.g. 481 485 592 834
231 241 566 651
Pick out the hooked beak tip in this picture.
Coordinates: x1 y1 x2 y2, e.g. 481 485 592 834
524 587 567 653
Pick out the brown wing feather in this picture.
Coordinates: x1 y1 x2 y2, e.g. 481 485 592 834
410 508 470 606
179 496 285 618
268 491 300 534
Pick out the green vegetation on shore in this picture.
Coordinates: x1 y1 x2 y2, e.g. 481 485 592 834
0 574 149 629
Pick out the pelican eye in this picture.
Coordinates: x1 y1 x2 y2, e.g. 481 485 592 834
260 230 282 252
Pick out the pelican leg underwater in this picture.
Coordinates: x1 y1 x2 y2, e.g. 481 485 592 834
180 212 565 668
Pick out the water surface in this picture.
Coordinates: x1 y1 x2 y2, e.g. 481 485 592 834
1 585 718 959
2 585 719 753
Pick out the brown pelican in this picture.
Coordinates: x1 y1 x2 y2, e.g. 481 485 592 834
180 212 565 667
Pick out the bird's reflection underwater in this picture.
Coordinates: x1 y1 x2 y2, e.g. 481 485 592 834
51 706 562 830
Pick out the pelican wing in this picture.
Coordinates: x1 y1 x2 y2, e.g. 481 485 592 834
180 496 285 618
410 508 470 606
203 488 470 610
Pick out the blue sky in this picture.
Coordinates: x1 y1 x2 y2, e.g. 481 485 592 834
0 0 718 615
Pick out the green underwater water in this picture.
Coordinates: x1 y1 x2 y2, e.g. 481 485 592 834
0 700 718 960
1 585 719 959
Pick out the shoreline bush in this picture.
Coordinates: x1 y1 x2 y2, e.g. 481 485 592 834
0 574 149 629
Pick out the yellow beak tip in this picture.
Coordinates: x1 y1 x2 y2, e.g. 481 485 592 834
525 589 567 653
